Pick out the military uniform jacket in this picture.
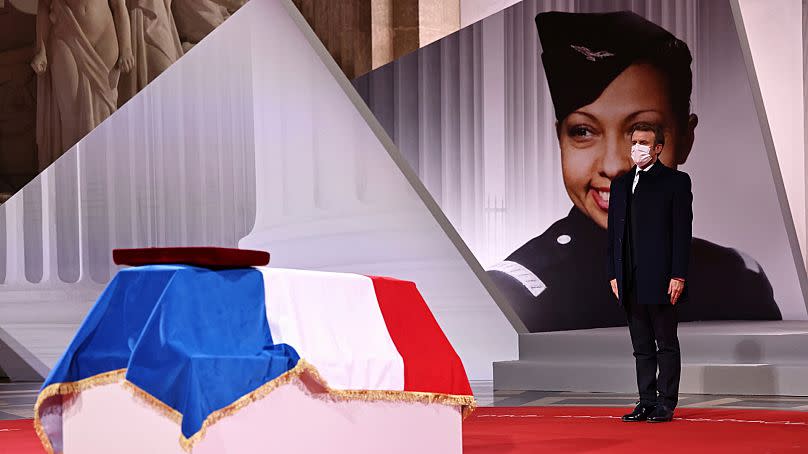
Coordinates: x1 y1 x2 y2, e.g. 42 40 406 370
487 199 781 332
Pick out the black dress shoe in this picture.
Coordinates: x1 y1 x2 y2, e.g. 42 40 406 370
622 402 657 422
646 405 674 423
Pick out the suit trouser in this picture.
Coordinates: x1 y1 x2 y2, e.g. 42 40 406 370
624 276 681 409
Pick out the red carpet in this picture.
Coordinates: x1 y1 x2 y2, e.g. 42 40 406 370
464 407 808 453
0 420 45 454
4 407 808 453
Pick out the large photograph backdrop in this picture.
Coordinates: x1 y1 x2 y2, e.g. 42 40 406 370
355 0 807 331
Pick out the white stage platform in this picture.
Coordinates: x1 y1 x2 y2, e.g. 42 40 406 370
494 321 808 396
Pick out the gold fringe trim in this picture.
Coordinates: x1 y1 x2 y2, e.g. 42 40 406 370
321 389 477 417
177 359 477 451
33 361 477 453
292 358 477 418
33 369 128 454
122 380 183 424
178 359 314 451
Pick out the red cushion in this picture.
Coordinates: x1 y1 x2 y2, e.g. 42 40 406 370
112 247 270 268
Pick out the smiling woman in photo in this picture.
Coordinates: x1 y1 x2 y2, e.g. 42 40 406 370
486 11 781 333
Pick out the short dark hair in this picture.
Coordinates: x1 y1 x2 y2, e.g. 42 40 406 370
631 122 665 147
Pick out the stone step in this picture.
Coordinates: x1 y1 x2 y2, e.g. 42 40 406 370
494 360 808 396
517 321 808 364
496 321 808 396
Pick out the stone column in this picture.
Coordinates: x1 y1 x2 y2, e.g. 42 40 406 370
292 0 460 79
418 0 460 48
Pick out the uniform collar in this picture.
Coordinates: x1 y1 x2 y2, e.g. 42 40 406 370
567 206 604 238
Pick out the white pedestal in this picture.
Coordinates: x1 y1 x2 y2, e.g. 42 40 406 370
56 381 462 454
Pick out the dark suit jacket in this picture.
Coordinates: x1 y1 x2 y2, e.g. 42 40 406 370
607 162 692 305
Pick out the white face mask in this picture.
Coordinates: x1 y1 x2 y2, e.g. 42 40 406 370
631 144 653 167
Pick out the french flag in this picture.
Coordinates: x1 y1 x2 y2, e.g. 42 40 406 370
258 267 474 396
35 263 474 452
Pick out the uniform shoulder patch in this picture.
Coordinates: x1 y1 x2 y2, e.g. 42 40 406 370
488 260 547 297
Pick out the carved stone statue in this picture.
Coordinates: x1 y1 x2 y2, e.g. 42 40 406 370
118 0 184 106
30 0 134 170
172 0 246 51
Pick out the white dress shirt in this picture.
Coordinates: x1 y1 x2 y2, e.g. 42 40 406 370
632 162 655 194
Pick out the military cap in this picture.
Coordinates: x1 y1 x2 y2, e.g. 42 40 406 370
535 11 692 122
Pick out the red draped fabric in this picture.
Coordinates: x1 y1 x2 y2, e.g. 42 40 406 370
369 276 473 396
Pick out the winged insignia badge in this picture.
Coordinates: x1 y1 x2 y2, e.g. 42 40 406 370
570 45 615 61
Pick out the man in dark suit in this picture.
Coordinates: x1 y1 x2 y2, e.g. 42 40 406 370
607 122 691 423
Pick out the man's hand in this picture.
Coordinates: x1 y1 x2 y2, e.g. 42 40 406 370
610 279 619 300
668 278 685 305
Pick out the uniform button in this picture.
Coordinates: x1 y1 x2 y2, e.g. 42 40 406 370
556 235 571 245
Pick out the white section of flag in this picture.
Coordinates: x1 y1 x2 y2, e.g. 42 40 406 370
256 267 405 391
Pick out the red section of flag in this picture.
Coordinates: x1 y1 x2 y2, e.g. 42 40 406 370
369 276 473 396
112 247 270 268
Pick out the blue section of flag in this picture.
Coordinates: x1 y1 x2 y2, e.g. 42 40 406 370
41 265 300 439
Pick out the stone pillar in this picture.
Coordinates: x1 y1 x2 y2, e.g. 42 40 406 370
291 0 372 79
371 0 394 68
418 0 460 48
292 0 460 79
